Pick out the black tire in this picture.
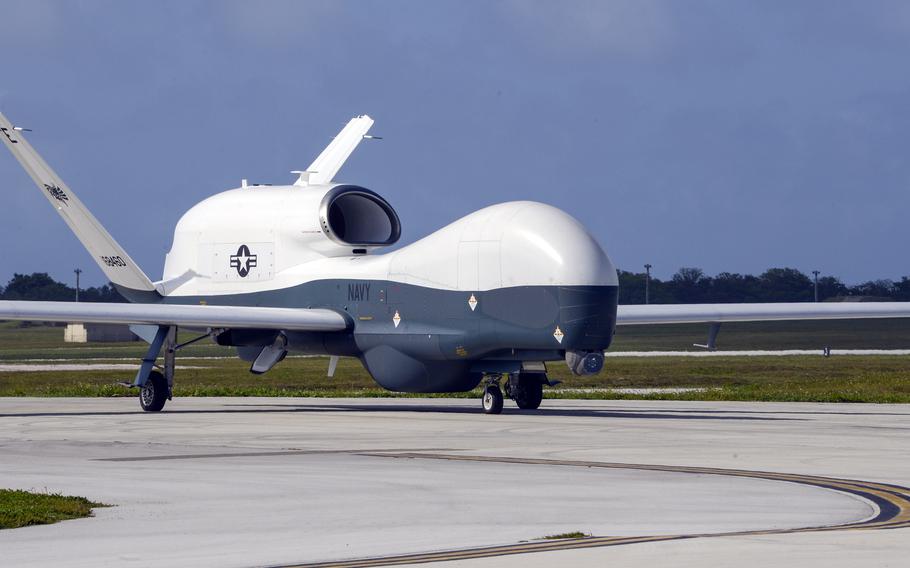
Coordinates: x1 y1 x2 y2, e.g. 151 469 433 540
482 385 504 414
139 371 168 412
513 373 544 410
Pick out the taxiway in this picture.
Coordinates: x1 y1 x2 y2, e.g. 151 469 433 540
0 397 908 567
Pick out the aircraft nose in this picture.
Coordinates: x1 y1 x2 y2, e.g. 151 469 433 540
499 202 618 288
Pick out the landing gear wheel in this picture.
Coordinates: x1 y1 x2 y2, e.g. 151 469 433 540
512 373 545 410
139 370 168 412
482 385 504 414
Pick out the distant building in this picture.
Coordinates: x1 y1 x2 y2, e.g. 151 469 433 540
64 323 86 343
64 323 140 343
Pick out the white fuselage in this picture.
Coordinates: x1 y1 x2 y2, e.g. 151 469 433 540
162 184 618 297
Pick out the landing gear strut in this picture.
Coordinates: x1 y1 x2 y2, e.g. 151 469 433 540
505 372 546 410
481 375 504 414
128 326 215 412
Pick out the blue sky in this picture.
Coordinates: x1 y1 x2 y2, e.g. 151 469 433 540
1 0 909 287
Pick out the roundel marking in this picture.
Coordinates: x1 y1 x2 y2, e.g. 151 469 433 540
230 244 258 277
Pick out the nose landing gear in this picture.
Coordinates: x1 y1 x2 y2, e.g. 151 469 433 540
480 371 549 413
481 377 504 414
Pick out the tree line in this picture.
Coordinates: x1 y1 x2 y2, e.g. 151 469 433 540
0 273 126 302
1 270 908 305
619 267 910 304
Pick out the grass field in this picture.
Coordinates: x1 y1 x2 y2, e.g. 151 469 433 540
0 489 105 529
612 318 910 351
1 319 909 403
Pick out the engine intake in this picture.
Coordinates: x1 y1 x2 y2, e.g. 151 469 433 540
319 185 401 247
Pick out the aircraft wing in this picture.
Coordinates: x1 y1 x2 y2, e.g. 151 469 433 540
0 301 349 331
616 302 910 325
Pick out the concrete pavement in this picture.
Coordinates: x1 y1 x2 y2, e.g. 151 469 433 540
0 397 908 567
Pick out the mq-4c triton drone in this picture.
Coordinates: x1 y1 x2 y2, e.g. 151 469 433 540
2 113 909 413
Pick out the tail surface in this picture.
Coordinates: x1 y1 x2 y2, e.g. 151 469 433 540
295 115 375 186
0 111 157 296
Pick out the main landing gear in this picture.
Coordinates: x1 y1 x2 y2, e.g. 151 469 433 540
125 325 215 412
506 372 545 410
481 371 549 414
139 370 168 412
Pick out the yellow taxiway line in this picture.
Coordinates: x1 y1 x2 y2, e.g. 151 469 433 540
281 452 910 567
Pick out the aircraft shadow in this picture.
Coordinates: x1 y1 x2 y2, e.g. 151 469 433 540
234 402 806 421
0 402 805 421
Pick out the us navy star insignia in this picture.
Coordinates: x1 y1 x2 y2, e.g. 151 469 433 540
229 244 258 277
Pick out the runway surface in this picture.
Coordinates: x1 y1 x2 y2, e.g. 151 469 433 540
1 397 908 567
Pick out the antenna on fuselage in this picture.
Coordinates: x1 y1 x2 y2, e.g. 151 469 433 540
290 170 318 185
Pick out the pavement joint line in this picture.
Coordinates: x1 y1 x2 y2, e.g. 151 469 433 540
272 453 910 568
92 448 459 462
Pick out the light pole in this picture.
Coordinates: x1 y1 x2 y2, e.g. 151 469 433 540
644 264 652 305
812 270 820 303
74 268 82 302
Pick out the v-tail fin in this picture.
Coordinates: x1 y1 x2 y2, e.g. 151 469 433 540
0 111 157 296
295 114 375 186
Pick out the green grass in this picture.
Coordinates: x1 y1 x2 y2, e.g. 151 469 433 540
612 317 910 351
2 353 908 403
0 321 233 360
1 321 910 403
0 489 105 529
551 355 910 402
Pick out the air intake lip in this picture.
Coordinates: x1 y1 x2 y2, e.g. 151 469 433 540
319 185 401 247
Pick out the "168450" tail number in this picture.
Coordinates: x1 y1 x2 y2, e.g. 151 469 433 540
101 255 127 268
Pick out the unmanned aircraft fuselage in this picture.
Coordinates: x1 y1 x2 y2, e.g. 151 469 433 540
156 184 618 393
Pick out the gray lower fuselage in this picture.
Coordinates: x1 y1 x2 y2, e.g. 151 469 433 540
156 280 619 393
